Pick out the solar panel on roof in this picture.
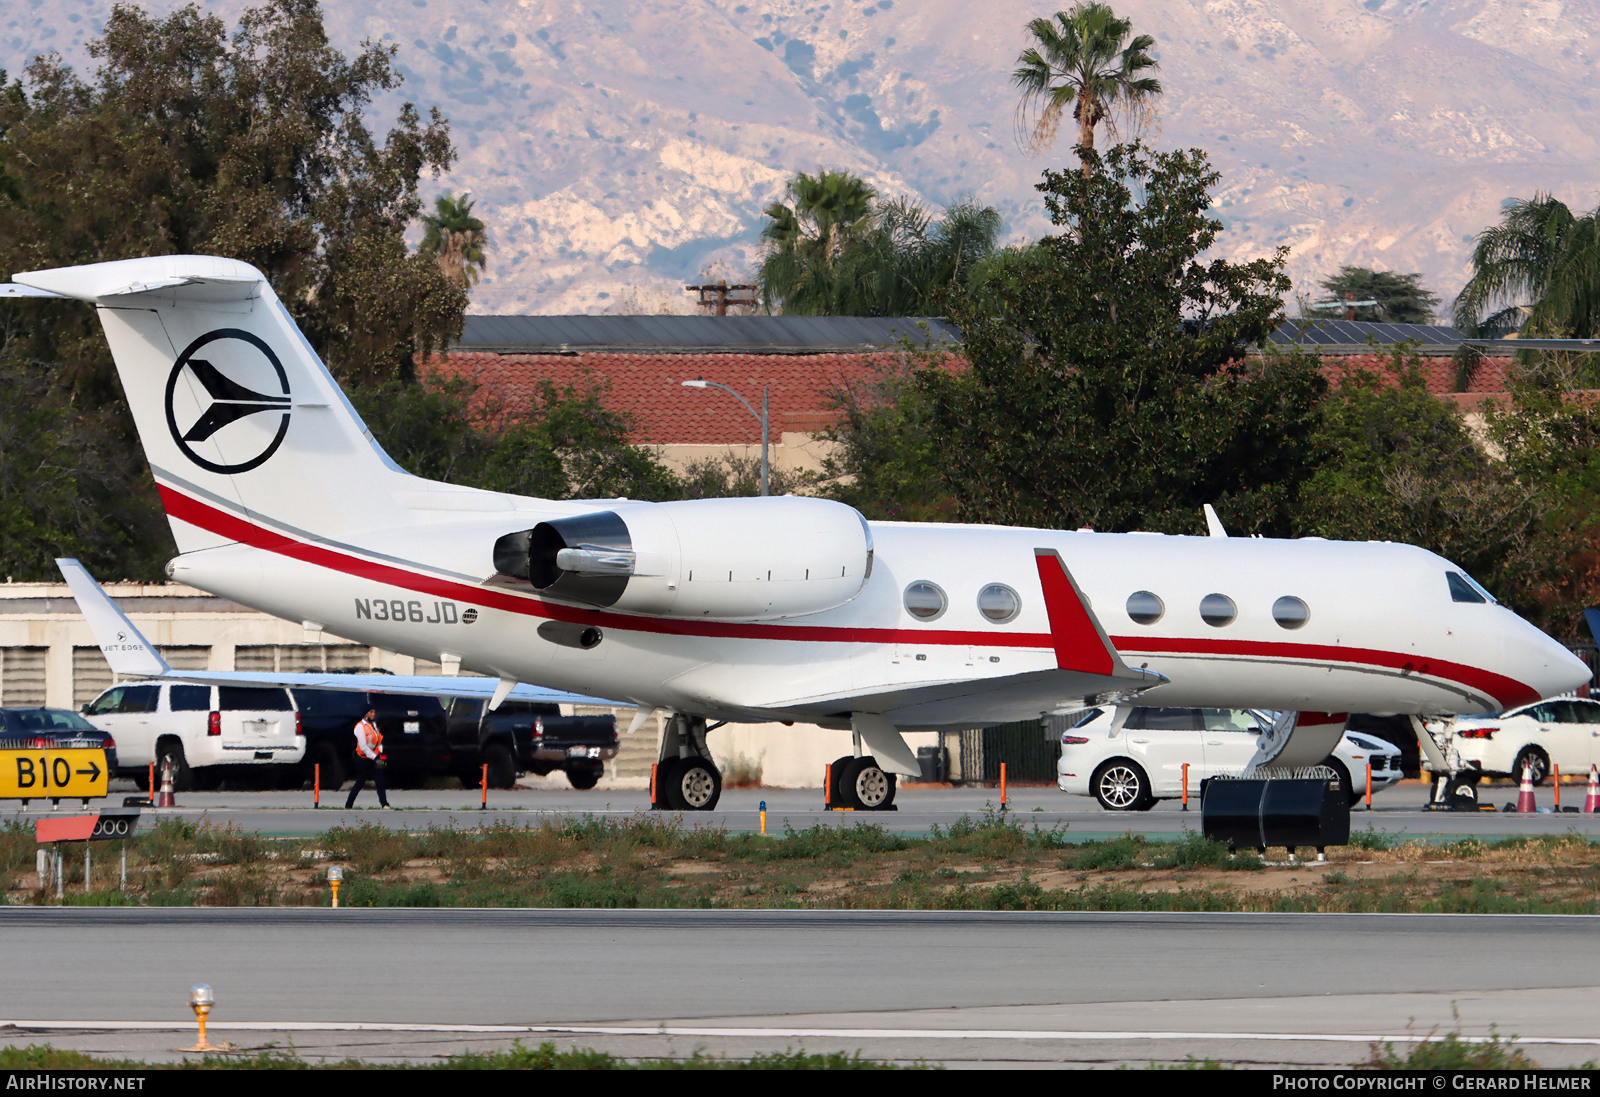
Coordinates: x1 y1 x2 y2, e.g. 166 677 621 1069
1267 319 1464 351
454 314 962 353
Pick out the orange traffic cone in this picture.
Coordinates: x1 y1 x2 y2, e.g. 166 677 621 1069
1516 762 1537 813
1584 765 1599 814
155 755 175 808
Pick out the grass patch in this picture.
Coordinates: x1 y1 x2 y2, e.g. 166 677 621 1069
0 1041 916 1070
8 813 1600 915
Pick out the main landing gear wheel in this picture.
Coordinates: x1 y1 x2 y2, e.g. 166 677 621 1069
838 756 896 810
828 755 854 806
1093 760 1151 811
661 756 721 811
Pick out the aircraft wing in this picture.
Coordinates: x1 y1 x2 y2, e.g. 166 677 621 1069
780 549 1166 729
56 558 621 709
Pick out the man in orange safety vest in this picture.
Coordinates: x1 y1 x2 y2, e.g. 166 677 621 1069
343 706 392 809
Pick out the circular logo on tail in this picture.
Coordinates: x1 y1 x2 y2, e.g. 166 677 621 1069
165 329 291 474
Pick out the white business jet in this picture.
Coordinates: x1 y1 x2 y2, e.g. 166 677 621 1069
3 256 1588 811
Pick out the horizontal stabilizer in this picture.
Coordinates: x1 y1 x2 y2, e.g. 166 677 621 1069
57 559 171 679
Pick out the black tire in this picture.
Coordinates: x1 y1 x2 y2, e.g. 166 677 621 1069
828 755 854 806
567 762 602 790
666 756 722 811
1513 747 1550 787
838 756 896 810
1092 759 1150 811
155 740 191 793
312 742 347 791
483 742 517 789
655 757 684 809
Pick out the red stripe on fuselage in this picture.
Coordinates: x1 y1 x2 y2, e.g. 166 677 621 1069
157 485 1537 708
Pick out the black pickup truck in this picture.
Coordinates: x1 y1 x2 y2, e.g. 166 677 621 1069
446 698 618 789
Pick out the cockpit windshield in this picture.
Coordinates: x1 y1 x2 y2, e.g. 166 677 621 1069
1447 571 1497 605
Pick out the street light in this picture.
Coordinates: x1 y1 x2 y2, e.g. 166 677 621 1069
680 377 769 497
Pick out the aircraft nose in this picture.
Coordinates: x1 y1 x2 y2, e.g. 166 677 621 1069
1535 632 1593 700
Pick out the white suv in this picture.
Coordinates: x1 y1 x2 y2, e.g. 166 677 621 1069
82 681 305 790
1056 706 1403 810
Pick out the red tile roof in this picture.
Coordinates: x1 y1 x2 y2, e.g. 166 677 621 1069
1319 353 1511 394
432 351 907 445
428 349 1516 446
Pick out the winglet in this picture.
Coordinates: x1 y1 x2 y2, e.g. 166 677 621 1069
1203 504 1228 539
55 558 171 678
1585 608 1600 647
1033 549 1137 679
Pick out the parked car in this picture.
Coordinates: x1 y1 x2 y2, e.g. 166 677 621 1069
1056 706 1403 810
0 707 118 773
81 681 304 790
1442 696 1600 786
291 689 450 790
446 698 618 789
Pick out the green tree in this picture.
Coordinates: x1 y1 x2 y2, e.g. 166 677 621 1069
348 372 681 504
0 0 464 580
0 0 461 395
1296 352 1551 617
1454 195 1600 340
918 143 1324 535
819 356 956 522
420 191 489 289
758 170 878 314
759 171 1002 316
1452 195 1600 390
1011 3 1161 167
1314 267 1441 323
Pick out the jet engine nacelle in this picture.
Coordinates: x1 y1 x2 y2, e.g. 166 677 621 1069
494 496 874 621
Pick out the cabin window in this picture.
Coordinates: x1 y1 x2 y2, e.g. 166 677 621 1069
903 580 948 621
1126 590 1164 625
1199 593 1236 627
1272 595 1310 630
977 583 1020 623
1447 571 1496 604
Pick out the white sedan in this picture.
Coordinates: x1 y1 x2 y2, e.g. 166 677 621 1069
1056 706 1404 810
1446 696 1600 786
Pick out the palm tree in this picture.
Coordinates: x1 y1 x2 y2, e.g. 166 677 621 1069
420 192 489 288
1455 195 1600 338
758 170 878 314
1452 195 1600 387
1012 3 1161 169
758 171 1002 316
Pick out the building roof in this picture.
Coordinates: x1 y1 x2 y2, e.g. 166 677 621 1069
456 314 962 355
436 351 906 445
1267 319 1464 355
434 318 1512 446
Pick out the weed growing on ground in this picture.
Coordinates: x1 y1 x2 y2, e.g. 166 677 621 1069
1153 833 1261 871
1362 1022 1537 1070
0 1041 915 1070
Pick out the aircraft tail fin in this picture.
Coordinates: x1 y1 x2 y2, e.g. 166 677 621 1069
56 558 171 679
14 257 413 553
